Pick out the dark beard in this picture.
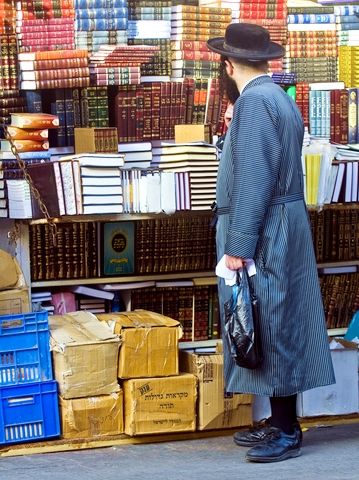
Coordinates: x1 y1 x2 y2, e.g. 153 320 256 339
218 57 240 105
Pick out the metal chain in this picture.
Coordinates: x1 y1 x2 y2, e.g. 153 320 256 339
1 119 58 246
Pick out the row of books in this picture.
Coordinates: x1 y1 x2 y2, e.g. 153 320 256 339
29 216 217 282
309 207 359 263
130 284 220 342
319 272 359 330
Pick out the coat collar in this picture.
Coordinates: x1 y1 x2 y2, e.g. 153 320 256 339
241 74 273 94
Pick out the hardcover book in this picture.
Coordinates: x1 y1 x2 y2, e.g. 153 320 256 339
103 221 135 275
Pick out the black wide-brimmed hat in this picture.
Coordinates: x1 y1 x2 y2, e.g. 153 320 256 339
207 23 285 61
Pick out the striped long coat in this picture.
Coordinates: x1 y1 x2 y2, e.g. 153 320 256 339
216 75 335 396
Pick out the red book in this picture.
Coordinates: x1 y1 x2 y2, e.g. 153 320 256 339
127 84 137 142
185 77 195 125
142 82 152 141
114 85 128 142
1 138 49 152
179 77 189 125
17 9 76 20
171 40 210 51
6 126 48 140
151 81 161 141
135 83 144 142
20 77 90 89
18 49 88 61
159 81 169 139
339 89 348 145
21 67 90 81
10 112 59 128
174 50 220 61
20 57 88 71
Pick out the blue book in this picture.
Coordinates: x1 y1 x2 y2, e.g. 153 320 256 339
336 14 359 23
74 0 127 8
75 17 128 30
76 7 128 19
337 22 359 30
103 221 135 275
287 13 336 23
22 90 42 113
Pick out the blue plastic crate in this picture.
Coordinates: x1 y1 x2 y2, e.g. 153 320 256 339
0 380 60 444
0 311 53 386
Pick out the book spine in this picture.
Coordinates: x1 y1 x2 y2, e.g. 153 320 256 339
172 50 220 61
29 57 88 70
339 89 349 144
17 9 76 20
115 85 128 142
135 83 144 142
75 17 127 30
21 77 90 90
19 49 88 61
287 13 336 23
127 84 137 142
75 7 128 18
25 67 90 81
151 81 161 141
348 88 359 144
64 87 75 146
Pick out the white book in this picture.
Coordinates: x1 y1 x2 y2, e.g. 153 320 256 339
344 161 353 202
352 161 358 202
160 171 176 215
68 285 114 300
332 163 345 202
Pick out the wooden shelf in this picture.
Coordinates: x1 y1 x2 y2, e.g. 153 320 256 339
25 209 214 225
31 271 217 288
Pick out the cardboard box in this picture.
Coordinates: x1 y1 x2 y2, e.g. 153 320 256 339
97 310 182 379
0 252 30 315
59 391 124 439
179 351 253 430
122 373 197 436
74 127 118 154
0 286 31 316
49 311 121 399
175 124 212 144
297 338 359 417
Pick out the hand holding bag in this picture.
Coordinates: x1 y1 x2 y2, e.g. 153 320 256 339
223 266 263 369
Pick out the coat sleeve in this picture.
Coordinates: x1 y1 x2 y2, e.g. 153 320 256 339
225 90 281 259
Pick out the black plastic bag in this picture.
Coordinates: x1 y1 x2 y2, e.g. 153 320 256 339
223 266 263 369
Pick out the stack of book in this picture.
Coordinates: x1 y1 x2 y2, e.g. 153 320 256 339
16 17 76 53
18 49 90 90
88 44 159 86
337 5 359 88
284 4 338 83
170 5 231 79
127 0 172 81
238 0 288 74
59 152 125 215
150 142 219 211
0 33 18 90
74 0 127 32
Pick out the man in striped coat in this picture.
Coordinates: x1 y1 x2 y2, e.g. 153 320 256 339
207 23 335 463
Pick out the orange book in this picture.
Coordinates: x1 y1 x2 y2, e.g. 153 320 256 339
18 49 88 62
6 126 48 140
10 112 59 129
0 138 49 152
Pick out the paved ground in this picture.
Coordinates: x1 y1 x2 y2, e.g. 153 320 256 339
0 422 357 479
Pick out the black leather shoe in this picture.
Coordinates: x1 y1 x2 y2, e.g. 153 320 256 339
245 427 301 463
233 417 303 447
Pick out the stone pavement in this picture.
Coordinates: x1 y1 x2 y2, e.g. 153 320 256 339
0 422 357 480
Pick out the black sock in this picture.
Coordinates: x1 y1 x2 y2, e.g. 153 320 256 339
269 394 298 435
